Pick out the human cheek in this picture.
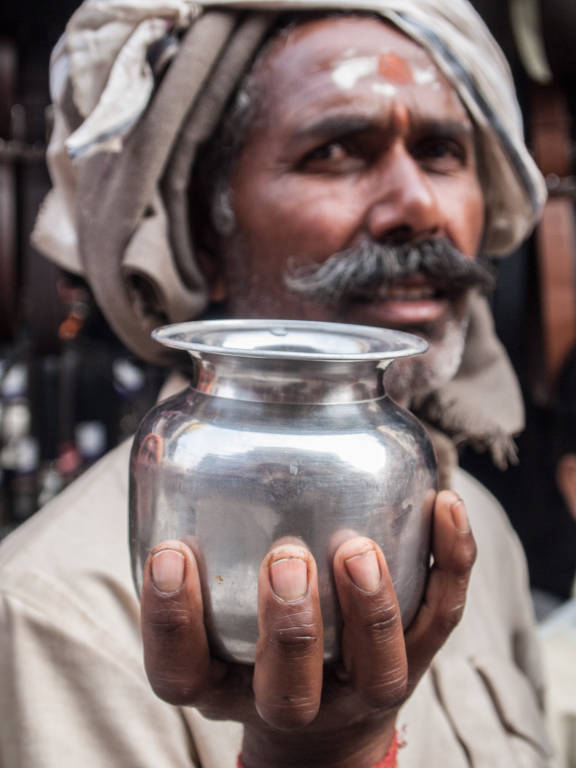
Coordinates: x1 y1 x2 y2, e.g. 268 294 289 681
256 180 364 257
436 180 484 258
458 195 484 257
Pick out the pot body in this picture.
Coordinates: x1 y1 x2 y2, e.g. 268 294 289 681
129 320 437 664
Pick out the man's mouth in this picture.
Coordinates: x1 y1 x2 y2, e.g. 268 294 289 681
347 273 449 303
379 285 437 300
343 276 456 327
351 281 440 302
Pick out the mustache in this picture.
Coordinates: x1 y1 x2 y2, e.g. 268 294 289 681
283 238 495 303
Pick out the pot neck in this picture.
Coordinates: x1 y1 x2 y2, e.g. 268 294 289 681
189 353 392 404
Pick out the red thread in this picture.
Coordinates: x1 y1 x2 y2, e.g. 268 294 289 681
237 731 399 768
371 731 399 768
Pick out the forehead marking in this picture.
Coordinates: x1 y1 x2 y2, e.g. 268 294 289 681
378 53 414 84
413 66 438 85
372 82 398 98
331 56 378 89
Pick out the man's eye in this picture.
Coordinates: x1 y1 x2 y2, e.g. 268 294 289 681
307 142 347 161
298 141 363 173
414 138 466 171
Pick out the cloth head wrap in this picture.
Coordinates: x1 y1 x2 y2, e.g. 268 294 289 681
32 0 535 464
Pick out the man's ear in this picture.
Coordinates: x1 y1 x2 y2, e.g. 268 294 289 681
192 191 230 303
556 454 576 520
197 247 229 303
208 269 228 302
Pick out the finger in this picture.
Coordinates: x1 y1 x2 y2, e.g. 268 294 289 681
253 543 323 729
333 537 407 710
141 539 225 706
405 490 476 689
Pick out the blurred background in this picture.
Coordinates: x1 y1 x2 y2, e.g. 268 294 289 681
0 0 167 537
0 0 575 761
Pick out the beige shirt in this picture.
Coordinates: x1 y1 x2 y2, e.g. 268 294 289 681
0 440 553 767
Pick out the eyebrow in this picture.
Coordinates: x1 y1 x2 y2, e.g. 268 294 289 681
414 119 474 140
292 114 379 142
291 113 474 143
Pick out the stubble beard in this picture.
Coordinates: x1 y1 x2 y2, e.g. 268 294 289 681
382 311 470 407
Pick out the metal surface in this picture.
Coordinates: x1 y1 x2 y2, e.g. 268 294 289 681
130 320 437 663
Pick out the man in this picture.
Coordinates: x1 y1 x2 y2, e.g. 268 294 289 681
0 0 553 766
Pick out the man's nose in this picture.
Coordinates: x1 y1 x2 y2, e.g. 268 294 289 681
365 146 441 245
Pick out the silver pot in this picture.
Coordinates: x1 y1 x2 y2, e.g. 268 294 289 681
129 319 437 664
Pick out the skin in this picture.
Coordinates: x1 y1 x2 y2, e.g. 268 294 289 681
557 454 576 520
141 17 479 767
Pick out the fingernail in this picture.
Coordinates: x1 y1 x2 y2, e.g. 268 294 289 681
269 557 308 602
450 499 470 533
151 549 185 593
344 549 380 592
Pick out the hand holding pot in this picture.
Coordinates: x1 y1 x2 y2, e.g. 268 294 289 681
140 489 476 768
130 320 439 663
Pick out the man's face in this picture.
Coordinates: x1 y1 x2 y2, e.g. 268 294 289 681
211 16 485 401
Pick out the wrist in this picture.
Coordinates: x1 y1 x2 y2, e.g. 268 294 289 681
240 719 398 768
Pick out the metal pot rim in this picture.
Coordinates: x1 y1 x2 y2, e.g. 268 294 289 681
152 319 428 362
